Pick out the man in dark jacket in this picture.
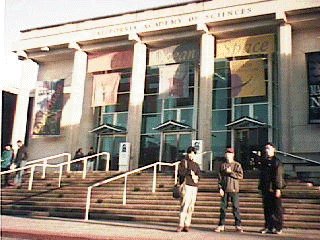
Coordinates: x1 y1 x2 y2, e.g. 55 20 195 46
215 147 244 233
258 142 285 234
176 146 201 232
14 140 28 186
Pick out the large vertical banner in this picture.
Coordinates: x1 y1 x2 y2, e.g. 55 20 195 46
33 79 64 135
230 59 266 98
307 52 320 124
159 63 189 99
92 73 121 107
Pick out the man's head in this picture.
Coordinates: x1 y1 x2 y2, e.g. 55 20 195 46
265 142 276 158
186 146 197 161
225 147 235 163
17 140 23 147
5 144 12 150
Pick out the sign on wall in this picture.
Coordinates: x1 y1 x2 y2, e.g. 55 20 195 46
217 34 274 58
307 52 320 124
33 79 64 136
149 42 199 66
87 50 133 73
119 142 131 171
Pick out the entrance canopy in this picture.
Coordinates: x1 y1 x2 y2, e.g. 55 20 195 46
89 124 127 135
225 116 267 129
153 120 193 132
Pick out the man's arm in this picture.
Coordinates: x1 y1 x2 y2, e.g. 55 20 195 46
229 163 243 180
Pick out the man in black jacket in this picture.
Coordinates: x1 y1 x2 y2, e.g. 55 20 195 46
14 140 28 186
258 142 285 234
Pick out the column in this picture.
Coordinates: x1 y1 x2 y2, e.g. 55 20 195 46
11 59 39 146
278 23 292 152
127 41 147 170
198 33 215 171
67 49 88 152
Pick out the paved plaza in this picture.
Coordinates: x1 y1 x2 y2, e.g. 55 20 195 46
1 215 320 240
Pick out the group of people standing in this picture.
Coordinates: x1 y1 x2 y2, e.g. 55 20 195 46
1 140 28 187
72 147 96 172
176 142 285 235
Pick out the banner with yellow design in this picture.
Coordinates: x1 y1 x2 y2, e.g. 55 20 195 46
230 59 266 98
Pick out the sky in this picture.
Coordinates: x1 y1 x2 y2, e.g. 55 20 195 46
1 0 194 89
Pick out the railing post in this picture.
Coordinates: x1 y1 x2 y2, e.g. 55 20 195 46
42 159 47 179
123 175 127 205
152 164 157 193
83 159 87 179
85 187 92 221
174 163 178 184
105 153 110 172
28 165 35 191
210 152 213 171
58 165 63 188
67 153 71 173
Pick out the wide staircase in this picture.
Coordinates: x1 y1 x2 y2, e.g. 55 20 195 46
1 169 320 231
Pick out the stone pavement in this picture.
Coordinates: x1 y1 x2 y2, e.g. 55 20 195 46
1 215 320 240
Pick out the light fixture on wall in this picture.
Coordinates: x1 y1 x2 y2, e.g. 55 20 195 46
40 46 50 51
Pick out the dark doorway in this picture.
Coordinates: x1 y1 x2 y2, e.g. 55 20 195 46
1 91 17 150
234 128 268 170
24 97 34 146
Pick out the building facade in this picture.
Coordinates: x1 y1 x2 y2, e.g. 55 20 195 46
6 0 320 170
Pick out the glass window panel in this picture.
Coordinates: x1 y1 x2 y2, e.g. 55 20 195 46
101 137 113 152
213 60 230 89
212 110 231 131
254 104 268 124
118 74 131 92
145 74 159 94
105 105 116 113
180 109 193 126
212 131 231 158
143 95 161 113
178 134 192 158
176 88 194 107
212 89 231 109
115 93 129 112
103 114 113 125
139 134 160 166
141 114 161 134
164 88 194 108
234 105 250 119
117 113 128 127
163 110 177 122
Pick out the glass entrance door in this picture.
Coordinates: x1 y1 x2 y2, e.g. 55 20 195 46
162 133 192 163
101 135 126 170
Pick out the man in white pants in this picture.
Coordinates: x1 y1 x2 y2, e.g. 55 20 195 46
177 146 201 232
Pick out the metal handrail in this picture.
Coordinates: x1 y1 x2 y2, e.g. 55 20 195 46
0 152 110 191
84 160 180 221
276 150 320 165
0 152 71 178
27 153 71 178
